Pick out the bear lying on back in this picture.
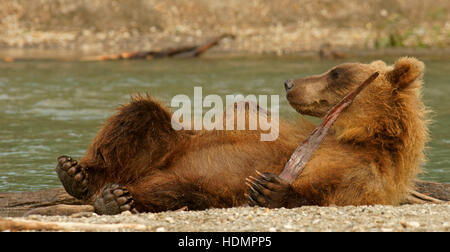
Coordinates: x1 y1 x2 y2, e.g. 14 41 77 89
56 57 428 214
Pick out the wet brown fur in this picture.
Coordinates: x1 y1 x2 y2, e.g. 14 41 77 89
74 57 428 212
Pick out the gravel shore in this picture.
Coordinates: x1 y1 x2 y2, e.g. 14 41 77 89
10 204 449 232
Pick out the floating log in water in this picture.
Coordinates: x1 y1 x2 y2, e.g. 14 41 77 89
82 33 235 61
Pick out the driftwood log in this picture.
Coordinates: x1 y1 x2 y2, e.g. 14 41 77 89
0 180 448 217
2 34 235 62
0 218 149 232
82 33 235 61
0 188 91 217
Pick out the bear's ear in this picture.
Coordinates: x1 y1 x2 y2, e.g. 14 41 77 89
370 60 387 69
386 57 424 89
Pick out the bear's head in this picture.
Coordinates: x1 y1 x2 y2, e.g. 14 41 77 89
285 57 424 118
284 57 427 145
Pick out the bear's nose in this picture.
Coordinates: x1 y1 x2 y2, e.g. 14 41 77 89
284 79 294 92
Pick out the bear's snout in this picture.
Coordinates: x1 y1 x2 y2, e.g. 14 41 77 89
284 79 294 92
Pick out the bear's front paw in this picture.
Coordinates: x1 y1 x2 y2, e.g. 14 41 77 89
55 155 89 200
245 170 291 208
94 184 137 215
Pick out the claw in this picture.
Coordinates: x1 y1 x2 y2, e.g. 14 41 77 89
245 181 259 195
255 170 286 185
245 193 258 206
247 177 268 193
245 171 292 208
246 176 258 186
255 170 271 180
248 175 273 191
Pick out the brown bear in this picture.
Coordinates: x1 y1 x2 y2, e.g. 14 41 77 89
56 57 428 214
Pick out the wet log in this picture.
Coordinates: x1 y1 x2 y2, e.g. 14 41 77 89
83 33 235 61
23 204 94 217
0 188 89 217
414 180 450 201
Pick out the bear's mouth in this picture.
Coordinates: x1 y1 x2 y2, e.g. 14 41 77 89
288 99 331 118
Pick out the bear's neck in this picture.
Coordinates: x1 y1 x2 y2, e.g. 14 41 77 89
334 96 428 177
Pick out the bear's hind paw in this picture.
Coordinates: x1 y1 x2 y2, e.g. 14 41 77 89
94 183 137 215
55 155 89 200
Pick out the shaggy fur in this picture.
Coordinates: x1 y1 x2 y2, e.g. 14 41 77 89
59 57 429 212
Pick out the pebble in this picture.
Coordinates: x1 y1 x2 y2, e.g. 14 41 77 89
283 223 294 229
120 211 132 216
71 212 95 218
156 227 166 232
406 221 421 228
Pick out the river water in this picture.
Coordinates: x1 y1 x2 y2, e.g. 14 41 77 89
0 55 449 192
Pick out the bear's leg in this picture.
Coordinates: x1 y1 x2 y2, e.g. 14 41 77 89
93 171 229 214
130 175 216 213
56 95 186 201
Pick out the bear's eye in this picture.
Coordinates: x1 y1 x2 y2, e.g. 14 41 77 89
330 68 341 80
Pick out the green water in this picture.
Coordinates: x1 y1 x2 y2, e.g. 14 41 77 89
0 56 449 192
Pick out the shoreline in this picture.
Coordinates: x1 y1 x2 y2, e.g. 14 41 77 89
2 204 449 232
2 1 449 61
3 47 450 62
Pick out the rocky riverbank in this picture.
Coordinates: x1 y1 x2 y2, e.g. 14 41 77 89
1 0 450 57
2 204 449 232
